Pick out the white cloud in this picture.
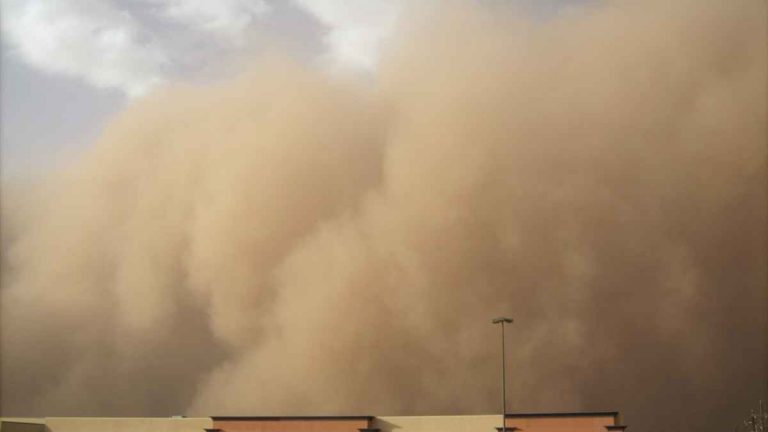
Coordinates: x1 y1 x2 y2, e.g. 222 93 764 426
145 0 271 45
0 0 272 98
1 0 169 97
0 0 403 97
292 0 405 70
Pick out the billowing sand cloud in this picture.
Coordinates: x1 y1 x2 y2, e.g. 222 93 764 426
1 1 765 431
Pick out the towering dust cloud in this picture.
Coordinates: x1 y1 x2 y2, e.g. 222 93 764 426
1 1 766 431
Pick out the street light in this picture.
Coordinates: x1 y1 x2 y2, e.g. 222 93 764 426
492 317 513 432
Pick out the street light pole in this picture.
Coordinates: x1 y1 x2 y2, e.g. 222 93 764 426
492 317 513 432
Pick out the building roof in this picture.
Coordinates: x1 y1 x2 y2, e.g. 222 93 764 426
505 412 618 419
209 413 618 422
211 416 375 421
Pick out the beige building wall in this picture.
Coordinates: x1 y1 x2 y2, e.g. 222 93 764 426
212 417 371 432
44 417 212 432
374 415 500 432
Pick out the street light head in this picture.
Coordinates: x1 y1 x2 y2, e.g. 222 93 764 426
492 317 513 324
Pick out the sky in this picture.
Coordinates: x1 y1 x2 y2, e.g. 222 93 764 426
0 0 577 180
0 0 347 178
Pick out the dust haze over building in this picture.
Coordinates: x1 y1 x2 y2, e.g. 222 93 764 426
0 1 766 431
